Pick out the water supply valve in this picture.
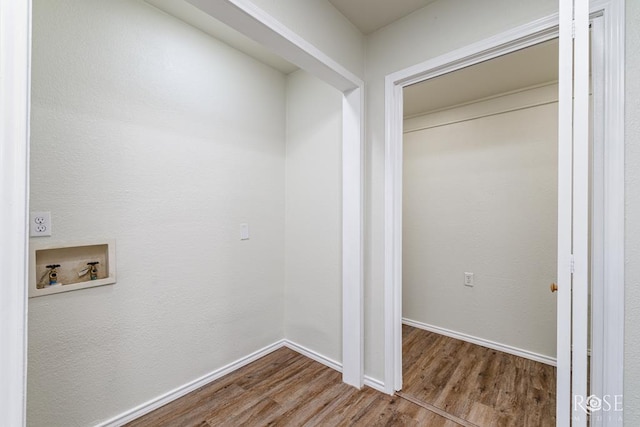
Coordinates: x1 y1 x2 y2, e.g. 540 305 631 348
46 264 61 286
79 261 100 280
88 261 99 280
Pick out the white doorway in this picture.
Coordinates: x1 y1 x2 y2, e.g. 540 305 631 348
383 3 625 425
400 37 560 424
402 38 560 366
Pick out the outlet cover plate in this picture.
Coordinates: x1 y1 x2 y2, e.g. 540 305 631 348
30 211 52 237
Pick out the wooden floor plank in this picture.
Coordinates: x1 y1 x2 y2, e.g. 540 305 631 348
212 396 285 427
401 325 556 426
306 385 380 426
127 326 556 426
127 347 456 427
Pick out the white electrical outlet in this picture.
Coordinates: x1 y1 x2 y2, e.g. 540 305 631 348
30 211 52 237
464 272 474 287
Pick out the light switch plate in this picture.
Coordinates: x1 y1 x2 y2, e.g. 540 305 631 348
464 272 474 287
30 211 52 237
240 223 249 240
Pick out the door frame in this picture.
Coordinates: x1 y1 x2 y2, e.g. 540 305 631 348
0 0 31 425
383 1 624 424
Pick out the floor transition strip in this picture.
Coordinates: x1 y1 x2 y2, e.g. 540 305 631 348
395 391 480 427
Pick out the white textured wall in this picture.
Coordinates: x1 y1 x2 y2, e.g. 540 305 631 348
28 1 286 426
364 0 558 382
284 70 343 362
248 0 364 79
402 88 558 359
25 0 640 422
625 0 640 423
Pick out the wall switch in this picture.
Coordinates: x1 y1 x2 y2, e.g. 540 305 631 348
240 223 249 240
30 211 52 237
464 272 474 287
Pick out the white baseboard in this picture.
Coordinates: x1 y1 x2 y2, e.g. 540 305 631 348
95 340 286 427
283 340 342 373
282 340 386 394
282 341 386 393
402 318 557 367
95 339 389 427
364 375 386 393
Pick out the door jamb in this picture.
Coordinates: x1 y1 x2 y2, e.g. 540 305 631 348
383 3 624 425
0 1 31 426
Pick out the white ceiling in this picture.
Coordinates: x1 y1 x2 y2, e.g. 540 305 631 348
328 0 437 34
404 39 560 117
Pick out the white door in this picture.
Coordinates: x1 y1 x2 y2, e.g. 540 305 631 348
557 0 590 425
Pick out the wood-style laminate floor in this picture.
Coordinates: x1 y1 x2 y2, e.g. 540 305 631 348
127 347 459 427
401 325 556 427
128 328 556 426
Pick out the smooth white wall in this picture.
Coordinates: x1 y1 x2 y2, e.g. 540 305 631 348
364 0 558 382
284 70 343 362
625 1 640 423
28 1 286 426
402 86 558 359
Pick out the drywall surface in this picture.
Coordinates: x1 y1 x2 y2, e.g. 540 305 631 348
364 0 558 382
28 0 285 426
248 0 365 79
625 1 640 423
284 70 343 362
402 87 558 359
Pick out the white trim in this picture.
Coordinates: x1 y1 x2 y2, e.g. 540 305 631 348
590 16 606 419
385 14 559 89
384 75 403 394
402 318 557 367
283 341 342 373
96 341 288 427
278 340 385 393
598 2 625 426
557 1 574 424
384 4 625 422
571 3 591 425
363 376 386 393
342 86 365 388
185 0 365 390
0 0 31 426
186 0 362 91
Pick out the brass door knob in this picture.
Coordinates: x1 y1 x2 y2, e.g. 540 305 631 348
550 283 558 293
